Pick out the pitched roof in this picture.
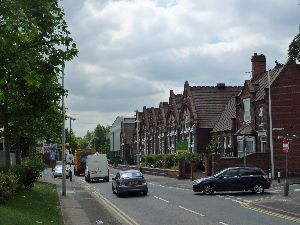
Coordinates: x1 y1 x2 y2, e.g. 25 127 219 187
190 85 242 128
251 65 284 102
234 123 256 136
212 96 236 133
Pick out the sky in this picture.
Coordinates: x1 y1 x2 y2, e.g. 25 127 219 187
60 0 300 137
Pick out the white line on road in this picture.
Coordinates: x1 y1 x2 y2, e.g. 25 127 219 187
178 205 205 217
231 199 242 203
154 196 169 203
294 189 300 192
219 222 229 225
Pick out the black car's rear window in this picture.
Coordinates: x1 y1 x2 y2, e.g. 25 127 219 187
121 171 143 179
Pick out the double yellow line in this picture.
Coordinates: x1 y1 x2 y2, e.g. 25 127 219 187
86 185 139 225
240 201 300 224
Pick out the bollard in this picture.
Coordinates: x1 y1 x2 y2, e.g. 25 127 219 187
268 169 272 180
277 168 281 183
69 169 72 182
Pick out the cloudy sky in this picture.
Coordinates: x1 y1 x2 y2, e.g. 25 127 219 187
60 0 299 137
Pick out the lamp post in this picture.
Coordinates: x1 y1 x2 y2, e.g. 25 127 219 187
61 64 66 196
136 110 140 166
69 116 76 152
268 68 275 179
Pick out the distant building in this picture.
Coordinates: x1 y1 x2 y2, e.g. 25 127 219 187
109 116 135 159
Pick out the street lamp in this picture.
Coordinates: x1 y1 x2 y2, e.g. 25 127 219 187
68 116 76 152
135 110 140 167
61 64 66 196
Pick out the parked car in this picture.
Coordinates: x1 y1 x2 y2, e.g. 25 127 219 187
112 170 148 197
53 163 71 179
192 167 271 195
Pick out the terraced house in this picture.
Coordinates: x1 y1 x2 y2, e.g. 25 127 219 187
115 53 300 177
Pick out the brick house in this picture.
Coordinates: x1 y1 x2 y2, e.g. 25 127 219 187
166 91 183 154
120 121 136 164
158 102 169 154
211 53 300 176
182 81 242 154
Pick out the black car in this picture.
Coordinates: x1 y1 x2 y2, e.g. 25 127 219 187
112 170 148 197
192 167 271 195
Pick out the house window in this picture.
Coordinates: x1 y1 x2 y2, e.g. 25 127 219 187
245 137 255 154
237 136 255 157
243 98 251 122
260 136 266 153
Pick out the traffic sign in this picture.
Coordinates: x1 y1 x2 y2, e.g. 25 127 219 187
282 138 289 153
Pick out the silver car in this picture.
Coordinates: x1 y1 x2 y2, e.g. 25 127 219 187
112 170 148 197
53 164 71 178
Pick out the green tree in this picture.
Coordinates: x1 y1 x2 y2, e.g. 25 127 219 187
93 124 110 151
288 27 300 62
0 0 78 169
207 138 221 154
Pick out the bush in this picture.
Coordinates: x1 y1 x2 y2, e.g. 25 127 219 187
0 172 17 204
12 155 45 189
140 153 204 171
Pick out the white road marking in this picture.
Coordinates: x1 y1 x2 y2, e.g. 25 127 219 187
154 196 169 203
294 189 300 192
231 199 242 203
268 190 281 193
178 205 205 217
219 222 229 225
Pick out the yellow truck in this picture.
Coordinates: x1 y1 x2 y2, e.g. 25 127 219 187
73 148 96 176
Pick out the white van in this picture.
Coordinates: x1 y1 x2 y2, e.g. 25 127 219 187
85 153 109 183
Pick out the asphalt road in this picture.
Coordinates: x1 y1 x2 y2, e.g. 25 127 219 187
71 168 299 225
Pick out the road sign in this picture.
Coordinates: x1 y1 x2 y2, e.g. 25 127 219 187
282 138 289 153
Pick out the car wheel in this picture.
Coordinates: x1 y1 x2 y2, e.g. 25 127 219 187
112 185 116 194
252 183 264 194
116 188 121 197
203 184 214 195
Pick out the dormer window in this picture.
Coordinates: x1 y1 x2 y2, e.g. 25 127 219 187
243 98 251 122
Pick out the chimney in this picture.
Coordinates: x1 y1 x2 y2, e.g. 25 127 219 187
251 53 266 78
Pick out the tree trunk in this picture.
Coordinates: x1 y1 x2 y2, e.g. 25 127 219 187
3 113 11 171
15 132 21 164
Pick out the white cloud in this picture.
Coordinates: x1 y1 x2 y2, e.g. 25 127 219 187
61 0 300 136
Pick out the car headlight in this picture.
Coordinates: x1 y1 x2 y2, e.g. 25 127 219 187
118 181 125 186
192 179 202 185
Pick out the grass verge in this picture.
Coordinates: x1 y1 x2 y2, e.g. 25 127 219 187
0 182 63 225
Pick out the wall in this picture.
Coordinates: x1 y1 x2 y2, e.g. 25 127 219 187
211 152 271 175
271 63 300 176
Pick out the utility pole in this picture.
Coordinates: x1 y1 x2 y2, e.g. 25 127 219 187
268 67 275 179
69 116 76 152
136 110 140 166
62 64 66 197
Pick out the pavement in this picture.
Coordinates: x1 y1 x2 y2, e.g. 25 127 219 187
40 168 123 225
40 168 300 225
